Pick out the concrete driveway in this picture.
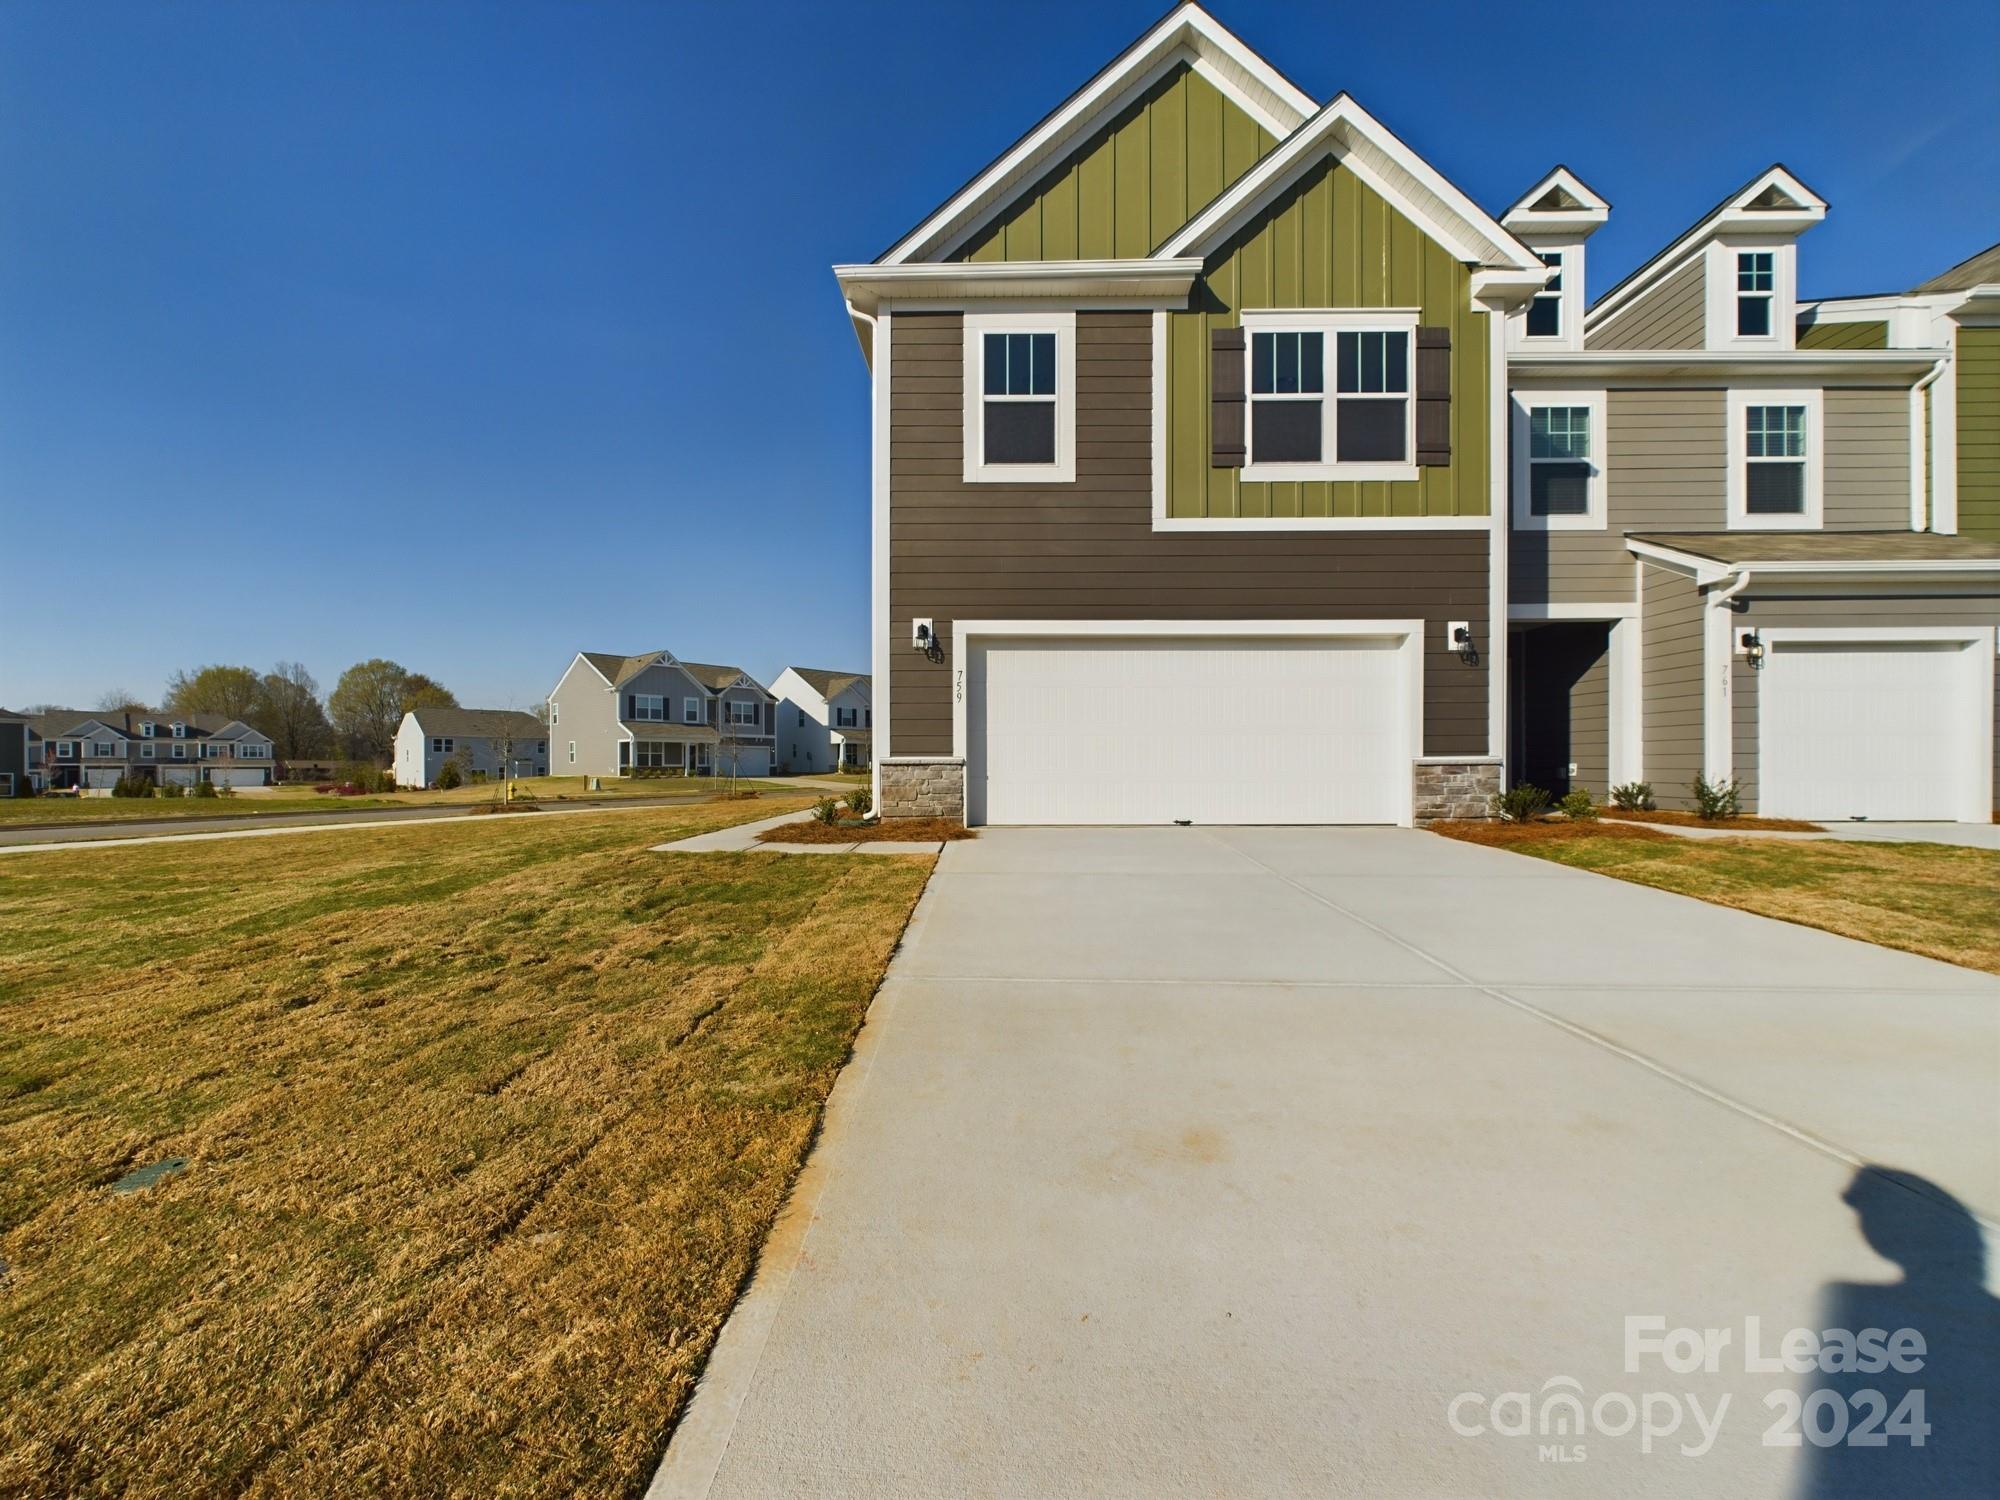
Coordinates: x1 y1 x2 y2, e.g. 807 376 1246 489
653 827 2000 1499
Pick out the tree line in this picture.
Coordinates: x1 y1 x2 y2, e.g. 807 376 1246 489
41 660 459 762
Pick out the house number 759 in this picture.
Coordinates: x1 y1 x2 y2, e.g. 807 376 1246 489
954 669 964 703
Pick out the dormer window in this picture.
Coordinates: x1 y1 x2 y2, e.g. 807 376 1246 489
1736 252 1775 336
171 721 187 738
1526 251 1565 338
140 721 156 738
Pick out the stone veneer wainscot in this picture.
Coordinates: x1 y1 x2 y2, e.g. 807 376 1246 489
881 758 964 820
1413 760 1502 824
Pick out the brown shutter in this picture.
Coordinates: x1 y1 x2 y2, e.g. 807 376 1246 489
1415 326 1451 467
1210 325 1246 468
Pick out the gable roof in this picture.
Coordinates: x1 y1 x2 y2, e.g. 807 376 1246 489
1587 164 1826 326
1913 239 2000 295
1156 92 1546 284
408 707 547 740
785 668 870 700
1500 165 1611 237
677 662 769 696
579 651 665 688
877 3 1315 266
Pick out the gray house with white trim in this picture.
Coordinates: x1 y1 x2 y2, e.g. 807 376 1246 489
546 651 776 779
772 668 871 773
392 707 549 788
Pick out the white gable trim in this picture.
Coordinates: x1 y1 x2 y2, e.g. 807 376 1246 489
882 4 1314 266
1157 93 1544 275
1500 165 1611 236
1586 166 1826 332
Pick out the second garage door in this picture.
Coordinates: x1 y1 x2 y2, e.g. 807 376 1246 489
1759 638 1986 822
966 635 1410 826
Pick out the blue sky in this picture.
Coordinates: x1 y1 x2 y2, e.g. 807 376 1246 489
3 0 1994 710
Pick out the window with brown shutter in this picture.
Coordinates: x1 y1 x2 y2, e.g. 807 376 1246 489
1415 326 1451 467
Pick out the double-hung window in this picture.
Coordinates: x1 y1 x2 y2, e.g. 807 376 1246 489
1242 312 1416 481
630 694 665 722
1525 251 1565 339
93 740 116 758
432 737 454 754
683 697 702 724
1511 392 1606 530
726 700 758 728
1736 252 1775 337
57 741 76 760
1727 389 1821 528
963 310 1075 482
835 707 858 728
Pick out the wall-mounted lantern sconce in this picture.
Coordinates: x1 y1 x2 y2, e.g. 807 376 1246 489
1447 620 1478 665
912 618 943 662
1740 630 1765 668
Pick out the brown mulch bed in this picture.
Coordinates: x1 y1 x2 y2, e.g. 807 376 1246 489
1430 818 1675 847
1600 808 1822 833
757 815 975 844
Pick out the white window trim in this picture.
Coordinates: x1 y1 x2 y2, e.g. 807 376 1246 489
171 722 187 738
962 309 1077 484
1705 239 1796 352
682 697 702 724
1240 309 1420 484
1520 246 1575 344
630 693 667 722
140 721 155 737
141 743 155 759
172 743 186 759
567 741 576 764
725 700 759 727
1510 389 1608 531
1726 388 1823 530
549 703 559 726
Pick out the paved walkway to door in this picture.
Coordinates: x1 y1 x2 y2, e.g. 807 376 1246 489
652 826 2000 1499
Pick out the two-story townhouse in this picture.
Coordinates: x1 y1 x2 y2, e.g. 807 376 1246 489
391 707 549 789
1504 168 2000 821
1794 240 2000 544
838 4 1551 826
545 651 777 779
771 667 872 773
31 711 277 789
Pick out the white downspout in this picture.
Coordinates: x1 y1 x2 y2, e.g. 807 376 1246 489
1910 355 1948 533
1704 569 1753 785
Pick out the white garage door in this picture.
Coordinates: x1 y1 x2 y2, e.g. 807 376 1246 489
1760 639 1984 822
967 636 1409 826
208 767 268 789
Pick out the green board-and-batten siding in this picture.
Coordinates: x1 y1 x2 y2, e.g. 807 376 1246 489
1167 158 1490 520
1959 326 2000 542
957 64 1278 263
1797 318 1888 351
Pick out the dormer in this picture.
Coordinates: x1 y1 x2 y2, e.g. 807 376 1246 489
1500 166 1610 353
1584 165 1826 353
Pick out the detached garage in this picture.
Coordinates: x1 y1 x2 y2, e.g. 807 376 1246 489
958 622 1423 826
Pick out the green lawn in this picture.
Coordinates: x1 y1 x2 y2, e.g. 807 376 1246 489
0 798 932 1497
0 775 795 827
1436 821 2000 975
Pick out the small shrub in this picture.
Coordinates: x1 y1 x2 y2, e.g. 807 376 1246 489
1690 774 1740 821
1559 788 1596 821
435 760 463 790
111 775 155 799
845 786 873 818
159 781 185 799
810 796 841 825
191 781 218 799
1609 781 1655 811
1492 783 1552 822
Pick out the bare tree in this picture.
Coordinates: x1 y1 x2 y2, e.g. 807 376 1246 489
254 662 333 761
94 688 146 715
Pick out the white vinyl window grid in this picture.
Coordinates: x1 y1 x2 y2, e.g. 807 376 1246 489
683 697 702 724
726 699 759 728
141 743 155 760
1736 252 1775 338
962 310 1076 484
172 743 186 759
1240 311 1419 483
1726 388 1822 530
56 741 77 759
630 694 666 722
1525 250 1564 339
93 741 116 757
1744 404 1806 514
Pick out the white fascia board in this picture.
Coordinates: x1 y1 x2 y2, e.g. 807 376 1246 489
1626 537 2000 585
879 5 1314 267
1626 539 1730 583
1586 168 1827 333
1507 349 1939 384
1499 165 1612 237
1157 94 1545 273
835 259 1204 316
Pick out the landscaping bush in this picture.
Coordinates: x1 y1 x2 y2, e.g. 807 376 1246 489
1690 774 1740 821
1492 783 1552 822
111 775 155 799
159 782 185 799
810 796 841 825
1559 788 1597 821
845 786 873 818
191 781 218 799
435 760 462 790
1609 781 1655 811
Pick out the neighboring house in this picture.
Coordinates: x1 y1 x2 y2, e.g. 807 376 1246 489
1508 166 1999 821
771 668 872 772
1796 240 2000 544
392 708 549 788
545 651 777 778
0 711 28 796
30 710 277 789
836 3 1998 827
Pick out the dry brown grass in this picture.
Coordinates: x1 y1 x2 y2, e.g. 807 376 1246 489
1600 808 1823 833
0 799 932 1497
1439 821 2000 975
758 816 976 844
1429 818 1674 847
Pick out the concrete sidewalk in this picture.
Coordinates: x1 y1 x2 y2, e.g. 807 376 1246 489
652 811 945 856
1632 818 2000 849
652 825 2000 1500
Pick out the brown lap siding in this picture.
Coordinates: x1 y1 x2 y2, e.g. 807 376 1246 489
888 310 1489 758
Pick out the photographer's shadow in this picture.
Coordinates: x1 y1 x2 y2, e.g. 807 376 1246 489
1796 1166 1998 1499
